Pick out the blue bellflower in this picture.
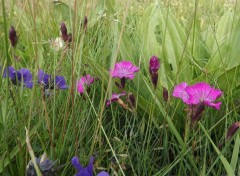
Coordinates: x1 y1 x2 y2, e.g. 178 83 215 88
38 69 68 90
3 66 33 89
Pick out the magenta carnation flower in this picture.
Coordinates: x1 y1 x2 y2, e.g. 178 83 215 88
185 82 222 110
173 82 222 110
110 61 139 80
77 74 94 94
106 92 126 106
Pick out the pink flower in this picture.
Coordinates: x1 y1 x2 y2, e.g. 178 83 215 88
106 92 126 106
77 74 94 94
185 82 222 110
173 82 222 110
110 61 139 80
172 82 190 104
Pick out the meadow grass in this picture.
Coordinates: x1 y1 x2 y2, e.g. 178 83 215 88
0 0 240 175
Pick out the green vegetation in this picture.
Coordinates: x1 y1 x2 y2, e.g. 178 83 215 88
0 0 240 175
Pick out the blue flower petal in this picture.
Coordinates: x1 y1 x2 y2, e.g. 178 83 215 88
55 76 68 89
71 156 83 171
38 69 51 86
97 171 110 176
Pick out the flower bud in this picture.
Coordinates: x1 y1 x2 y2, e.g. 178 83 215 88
149 55 160 74
163 87 168 102
149 56 160 88
190 102 205 123
128 92 136 109
84 16 88 31
226 122 240 140
9 26 18 47
151 72 158 89
60 22 67 36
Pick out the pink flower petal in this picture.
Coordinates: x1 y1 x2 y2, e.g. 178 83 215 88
172 82 190 104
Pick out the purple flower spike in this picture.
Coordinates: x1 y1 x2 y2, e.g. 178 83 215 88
9 26 18 47
55 76 68 89
106 92 126 106
97 171 110 176
185 82 222 110
3 66 33 89
71 156 94 176
110 61 139 80
77 74 94 94
149 56 160 73
227 122 240 140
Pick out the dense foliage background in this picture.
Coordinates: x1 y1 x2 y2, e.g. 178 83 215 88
0 0 240 175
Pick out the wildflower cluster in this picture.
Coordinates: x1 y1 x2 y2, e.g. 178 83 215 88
107 61 139 110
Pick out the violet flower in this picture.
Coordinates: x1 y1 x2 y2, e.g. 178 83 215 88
9 26 18 47
38 69 68 90
3 66 33 89
106 92 126 107
226 122 240 140
71 156 94 176
71 156 109 176
77 74 94 94
110 61 139 89
97 171 110 176
26 154 56 176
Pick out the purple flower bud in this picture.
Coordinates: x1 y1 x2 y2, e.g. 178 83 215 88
9 26 18 47
149 55 160 74
60 22 72 43
163 87 168 102
227 122 240 140
84 16 88 30
120 77 126 89
128 92 136 109
151 72 158 89
60 22 68 36
189 102 205 123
